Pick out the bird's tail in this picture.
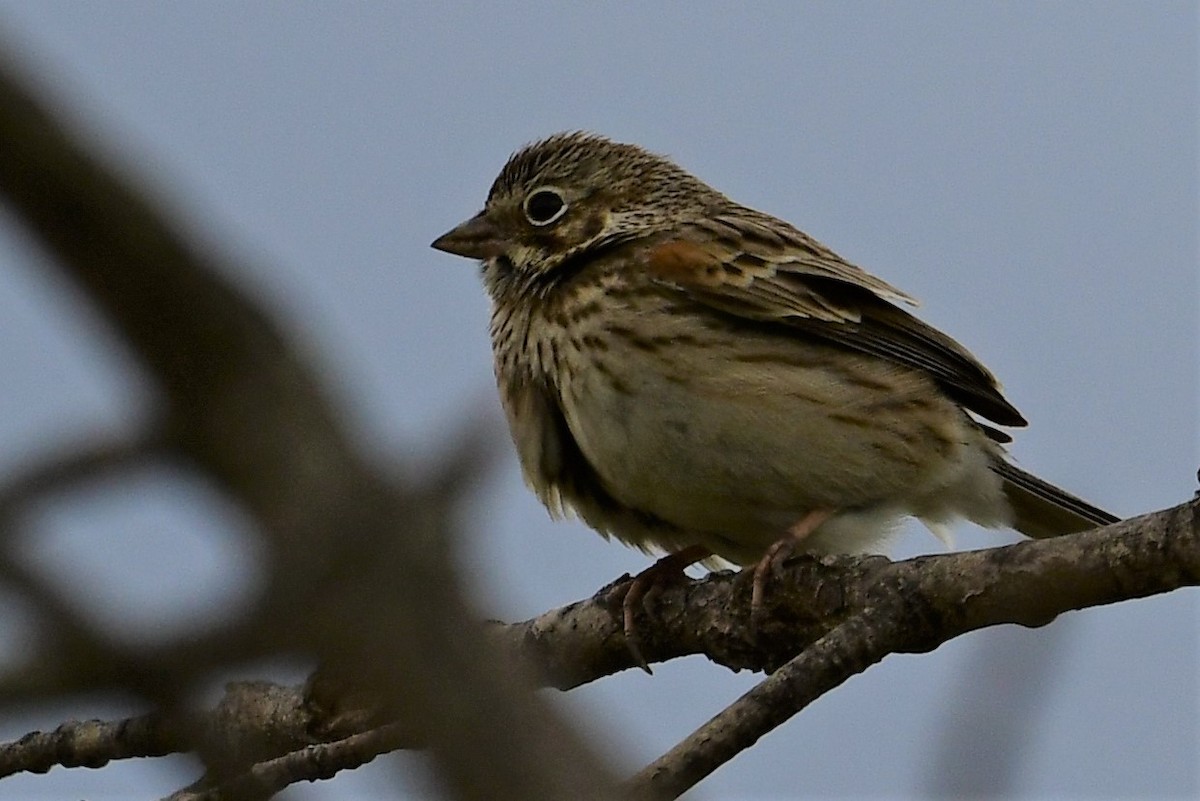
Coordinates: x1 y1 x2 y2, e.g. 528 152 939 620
992 460 1118 539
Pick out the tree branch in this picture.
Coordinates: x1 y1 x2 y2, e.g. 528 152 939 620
3 497 1191 797
625 501 1198 799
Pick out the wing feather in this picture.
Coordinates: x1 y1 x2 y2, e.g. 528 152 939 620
644 213 1027 427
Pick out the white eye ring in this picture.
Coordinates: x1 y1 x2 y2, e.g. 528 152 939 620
523 187 568 226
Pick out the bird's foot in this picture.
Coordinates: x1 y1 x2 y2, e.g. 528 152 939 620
608 545 711 673
750 508 834 628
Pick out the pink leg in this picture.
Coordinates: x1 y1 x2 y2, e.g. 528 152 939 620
611 544 711 672
751 509 835 625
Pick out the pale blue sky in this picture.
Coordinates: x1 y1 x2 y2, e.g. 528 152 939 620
0 4 1195 799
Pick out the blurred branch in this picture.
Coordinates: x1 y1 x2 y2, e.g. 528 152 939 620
0 47 623 801
921 623 1068 798
0 434 164 527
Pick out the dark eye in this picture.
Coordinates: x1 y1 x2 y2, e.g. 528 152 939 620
523 188 567 226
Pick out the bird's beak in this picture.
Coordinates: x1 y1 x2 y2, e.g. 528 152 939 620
431 212 506 260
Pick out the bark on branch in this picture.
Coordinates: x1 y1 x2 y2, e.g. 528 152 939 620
3 498 1193 797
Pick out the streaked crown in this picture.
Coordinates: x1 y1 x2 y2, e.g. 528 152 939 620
433 132 726 279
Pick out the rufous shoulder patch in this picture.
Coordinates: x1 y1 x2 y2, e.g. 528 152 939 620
645 240 726 286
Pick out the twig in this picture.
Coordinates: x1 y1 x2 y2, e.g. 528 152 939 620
163 724 408 801
0 712 186 778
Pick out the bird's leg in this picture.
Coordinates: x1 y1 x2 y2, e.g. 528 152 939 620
610 544 711 672
751 508 835 626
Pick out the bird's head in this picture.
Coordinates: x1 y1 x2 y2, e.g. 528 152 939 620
431 132 721 281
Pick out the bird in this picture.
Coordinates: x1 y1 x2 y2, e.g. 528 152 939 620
431 131 1117 663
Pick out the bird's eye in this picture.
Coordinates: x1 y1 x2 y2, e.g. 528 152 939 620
523 188 568 226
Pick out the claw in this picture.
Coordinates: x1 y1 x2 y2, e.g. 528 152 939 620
751 537 794 628
609 545 710 672
750 509 834 628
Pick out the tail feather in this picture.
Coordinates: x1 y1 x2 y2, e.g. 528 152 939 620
992 461 1118 540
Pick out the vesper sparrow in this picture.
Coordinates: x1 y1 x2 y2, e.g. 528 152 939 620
432 132 1116 657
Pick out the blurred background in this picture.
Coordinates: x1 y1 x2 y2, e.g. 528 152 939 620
0 3 1194 799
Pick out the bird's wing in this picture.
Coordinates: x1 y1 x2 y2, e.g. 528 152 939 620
499 373 685 546
642 213 1027 428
